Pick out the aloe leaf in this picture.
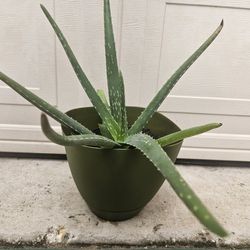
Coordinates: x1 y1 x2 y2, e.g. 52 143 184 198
0 72 92 135
98 123 113 139
97 90 113 138
129 21 224 135
125 133 228 237
41 114 119 148
97 89 110 111
40 4 121 141
118 71 128 134
104 0 128 135
158 123 222 147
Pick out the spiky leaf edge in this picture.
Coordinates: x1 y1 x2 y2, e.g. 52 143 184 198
125 133 228 237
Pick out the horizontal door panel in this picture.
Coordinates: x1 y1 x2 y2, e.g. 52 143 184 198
158 96 250 116
165 0 250 9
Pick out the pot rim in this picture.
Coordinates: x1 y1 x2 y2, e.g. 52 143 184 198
62 106 183 151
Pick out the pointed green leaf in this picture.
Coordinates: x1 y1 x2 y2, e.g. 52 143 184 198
97 90 113 138
40 4 121 141
118 71 128 135
125 133 228 237
0 72 92 135
104 0 128 135
129 21 224 135
41 114 119 148
99 123 113 139
97 89 110 111
158 123 222 147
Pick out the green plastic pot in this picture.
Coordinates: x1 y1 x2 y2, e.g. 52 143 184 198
62 107 182 221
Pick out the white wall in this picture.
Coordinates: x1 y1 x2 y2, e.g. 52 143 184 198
0 0 250 161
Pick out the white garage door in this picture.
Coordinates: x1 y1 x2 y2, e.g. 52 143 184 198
0 0 250 161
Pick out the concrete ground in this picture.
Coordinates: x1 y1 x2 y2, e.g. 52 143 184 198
0 157 249 249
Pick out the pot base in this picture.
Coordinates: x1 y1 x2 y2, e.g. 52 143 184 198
90 206 142 221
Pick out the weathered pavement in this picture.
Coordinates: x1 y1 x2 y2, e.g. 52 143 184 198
0 158 249 249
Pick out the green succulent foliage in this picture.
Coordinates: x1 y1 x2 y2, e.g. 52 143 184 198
40 4 122 141
97 89 110 111
41 113 119 148
125 133 227 237
97 89 113 139
128 20 224 135
158 123 222 147
104 0 128 136
0 0 228 237
0 72 92 136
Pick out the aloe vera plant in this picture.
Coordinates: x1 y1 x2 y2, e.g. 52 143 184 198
0 1 227 237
